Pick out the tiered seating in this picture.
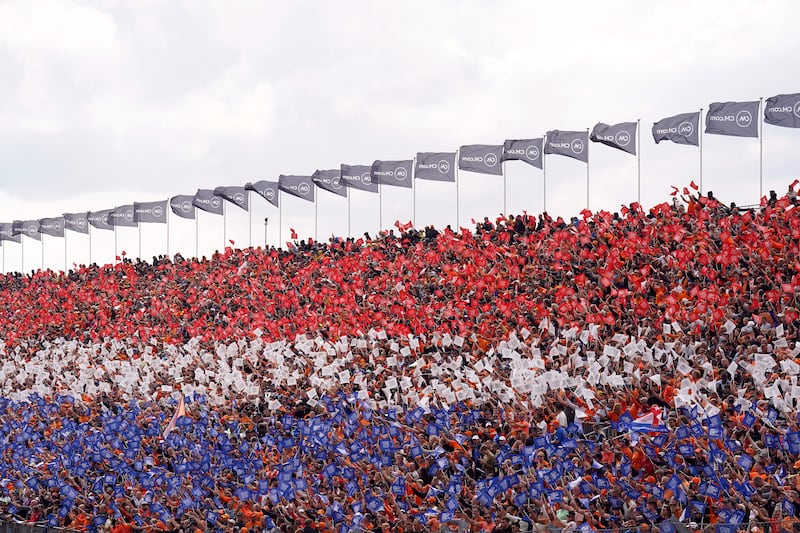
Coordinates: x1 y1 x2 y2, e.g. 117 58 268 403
0 187 798 532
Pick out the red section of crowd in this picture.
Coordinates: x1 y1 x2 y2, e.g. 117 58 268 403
2 188 798 349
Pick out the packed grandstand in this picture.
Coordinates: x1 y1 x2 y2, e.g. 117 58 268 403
1 184 800 532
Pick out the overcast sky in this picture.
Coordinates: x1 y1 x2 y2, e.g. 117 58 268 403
1 0 799 272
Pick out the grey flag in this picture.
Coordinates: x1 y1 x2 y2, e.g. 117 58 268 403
170 195 196 220
88 209 114 231
11 221 23 236
245 180 280 207
193 189 224 215
134 200 168 224
705 101 759 137
63 212 89 234
458 144 503 175
652 112 700 146
590 123 637 155
544 130 589 162
19 220 41 241
213 186 250 211
340 165 378 193
39 217 65 237
278 175 315 202
371 160 413 188
415 152 456 181
503 139 544 168
312 170 348 197
0 223 20 243
764 93 800 128
108 205 137 228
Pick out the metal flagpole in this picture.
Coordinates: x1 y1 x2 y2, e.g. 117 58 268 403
699 108 704 194
543 145 547 213
114 207 118 261
637 119 641 204
138 223 142 261
378 183 382 235
456 160 460 229
166 198 170 259
248 192 252 248
278 198 282 247
759 97 764 199
586 128 590 210
195 214 199 259
41 236 44 272
223 202 227 250
503 160 507 215
21 235 25 274
314 196 318 242
264 218 268 248
347 193 351 239
64 231 67 273
412 158 416 228
89 225 93 266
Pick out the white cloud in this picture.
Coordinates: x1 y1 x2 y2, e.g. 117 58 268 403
1 0 800 271
0 0 120 56
87 66 276 159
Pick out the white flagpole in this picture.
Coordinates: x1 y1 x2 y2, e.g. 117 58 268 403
278 197 282 247
314 195 318 242
456 152 460 229
543 146 547 213
412 158 417 228
166 198 170 259
759 97 764 199
138 222 142 261
223 202 227 250
194 214 199 259
248 191 252 248
503 159 507 215
637 119 641 204
89 224 93 266
64 230 68 274
347 192 351 239
586 128 590 210
41 235 44 272
699 108 704 194
114 207 118 261
378 183 382 235
21 234 25 273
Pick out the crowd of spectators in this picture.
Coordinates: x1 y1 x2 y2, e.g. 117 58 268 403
0 184 799 532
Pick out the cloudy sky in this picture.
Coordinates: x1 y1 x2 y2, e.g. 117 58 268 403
1 0 799 272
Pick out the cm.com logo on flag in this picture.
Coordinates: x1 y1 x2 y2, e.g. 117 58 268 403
768 101 800 119
655 122 694 137
709 111 752 128
462 153 498 167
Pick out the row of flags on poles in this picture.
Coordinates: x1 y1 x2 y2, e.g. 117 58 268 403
0 93 798 244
